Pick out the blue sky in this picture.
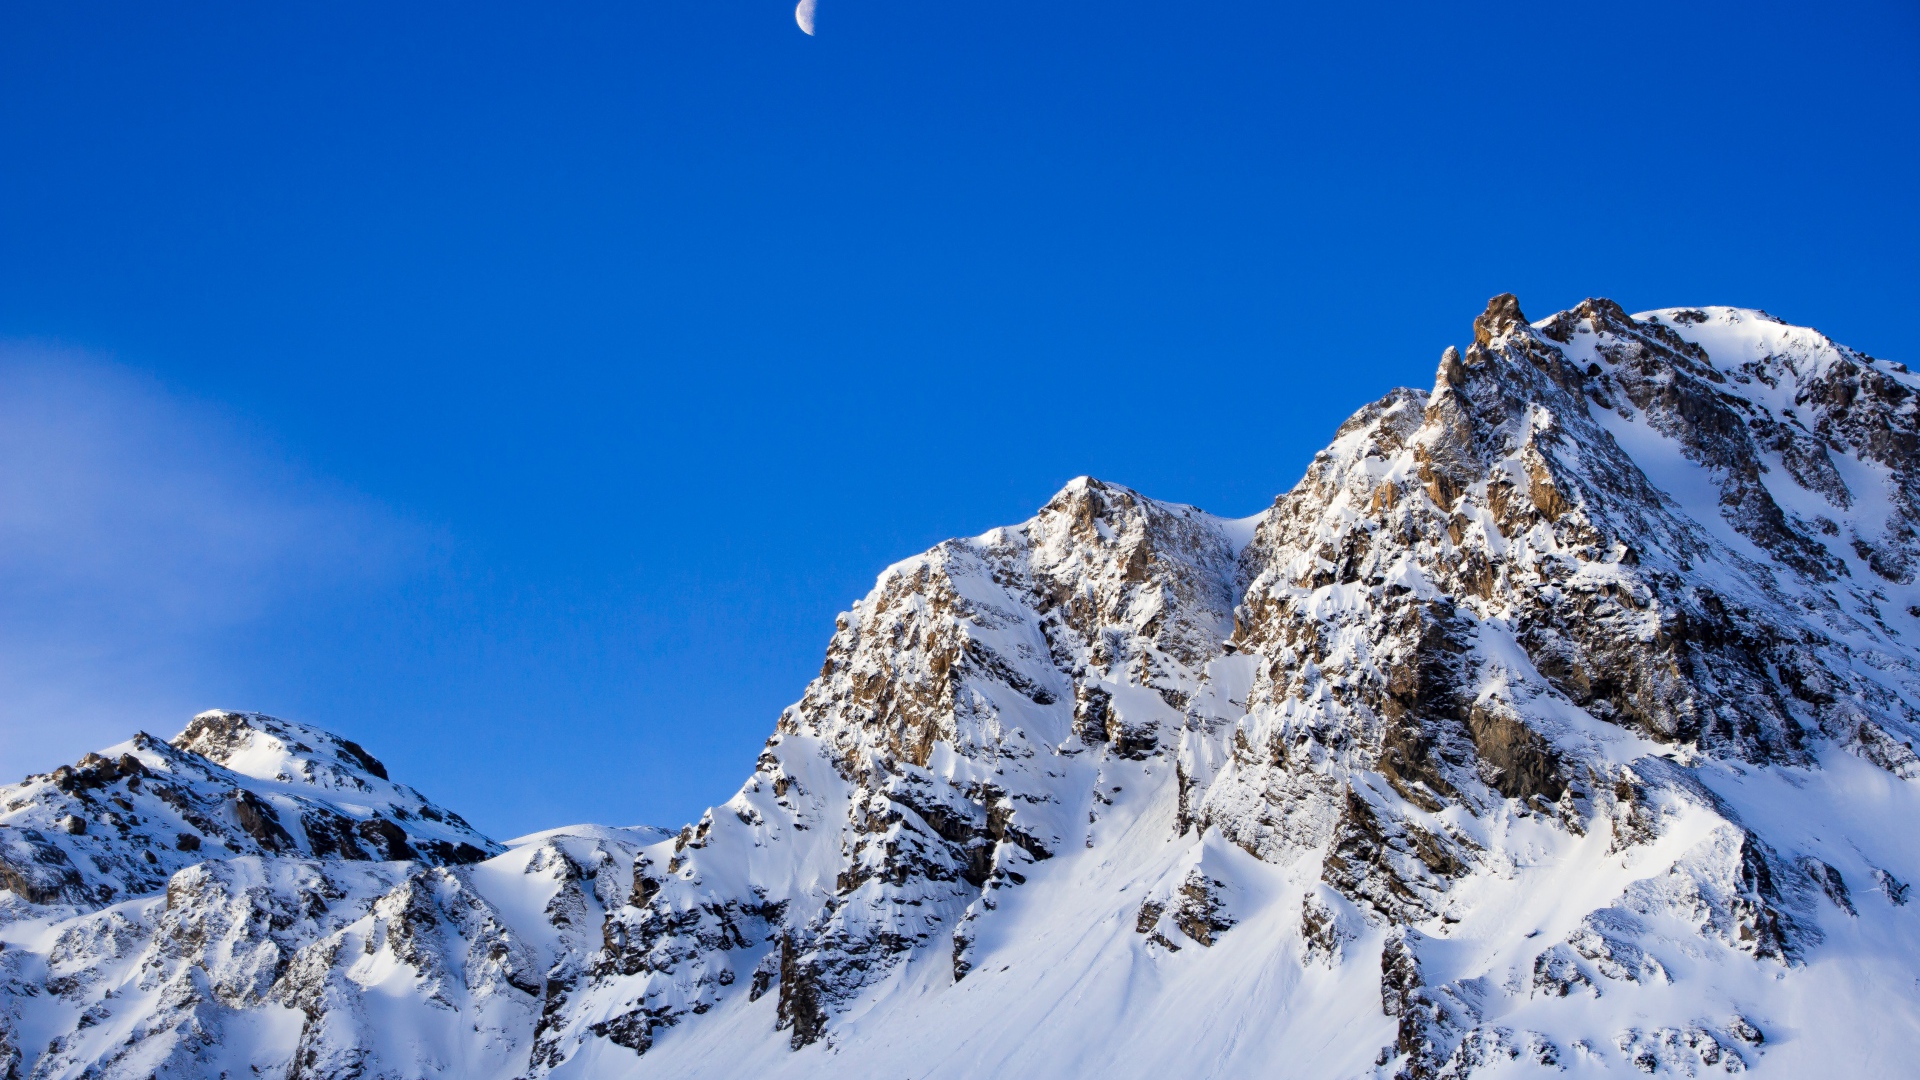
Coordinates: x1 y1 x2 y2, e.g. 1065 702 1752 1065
2 0 1915 837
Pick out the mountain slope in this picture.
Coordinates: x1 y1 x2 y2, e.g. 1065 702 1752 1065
3 296 1918 1080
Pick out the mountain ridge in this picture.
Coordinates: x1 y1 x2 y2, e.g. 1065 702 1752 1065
4 295 1918 1079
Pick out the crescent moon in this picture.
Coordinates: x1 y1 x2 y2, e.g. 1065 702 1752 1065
795 0 815 35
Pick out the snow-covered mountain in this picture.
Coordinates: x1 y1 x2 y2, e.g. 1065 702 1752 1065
4 296 1918 1079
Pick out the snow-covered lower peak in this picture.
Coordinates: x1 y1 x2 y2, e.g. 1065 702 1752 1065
0 711 499 916
4 296 1920 1079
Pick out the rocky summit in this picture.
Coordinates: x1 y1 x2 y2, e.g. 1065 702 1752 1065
4 297 1918 1079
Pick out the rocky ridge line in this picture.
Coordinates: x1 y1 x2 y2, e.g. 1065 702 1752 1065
2 296 1917 1080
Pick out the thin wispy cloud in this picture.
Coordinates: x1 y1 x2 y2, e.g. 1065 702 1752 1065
0 344 416 774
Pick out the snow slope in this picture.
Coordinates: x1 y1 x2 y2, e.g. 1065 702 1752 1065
3 295 1918 1079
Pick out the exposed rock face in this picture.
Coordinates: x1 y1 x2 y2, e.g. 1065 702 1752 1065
3 299 1918 1078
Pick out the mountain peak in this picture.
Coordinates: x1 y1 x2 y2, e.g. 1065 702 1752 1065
4 296 1917 1079
0 711 500 914
1471 291 1529 345
174 708 392 784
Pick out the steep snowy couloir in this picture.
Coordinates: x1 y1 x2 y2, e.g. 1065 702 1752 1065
3 296 1918 1079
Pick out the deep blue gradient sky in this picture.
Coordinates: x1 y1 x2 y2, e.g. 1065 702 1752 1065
2 1 1915 837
